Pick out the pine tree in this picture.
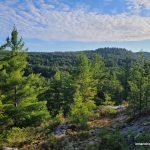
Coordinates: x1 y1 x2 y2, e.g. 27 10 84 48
103 69 123 104
69 88 95 128
46 69 74 117
46 69 63 117
128 54 147 115
61 72 74 116
74 54 97 103
0 27 50 128
123 58 131 100
143 60 150 111
69 54 96 127
91 54 106 105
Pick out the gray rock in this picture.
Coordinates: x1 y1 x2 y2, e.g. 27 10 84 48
55 124 78 135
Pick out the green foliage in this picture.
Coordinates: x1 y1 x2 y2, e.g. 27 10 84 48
74 54 97 102
135 132 150 143
69 89 95 129
69 54 97 128
43 133 60 150
45 70 74 117
0 101 14 130
91 54 106 105
0 27 50 128
102 93 115 105
0 127 42 147
0 28 150 149
99 106 117 117
26 48 149 79
97 128 129 150
52 109 65 127
103 70 124 104
128 53 150 115
22 48 146 105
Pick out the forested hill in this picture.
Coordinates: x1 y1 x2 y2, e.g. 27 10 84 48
28 47 150 78
1 29 150 149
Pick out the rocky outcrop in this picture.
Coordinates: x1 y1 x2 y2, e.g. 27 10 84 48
55 124 78 136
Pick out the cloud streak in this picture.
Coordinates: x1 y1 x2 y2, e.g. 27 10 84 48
0 0 150 41
127 0 150 14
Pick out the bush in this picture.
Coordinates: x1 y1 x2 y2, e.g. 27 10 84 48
3 102 50 128
0 127 42 147
97 128 129 150
0 114 14 130
50 110 65 130
41 133 61 149
55 109 65 124
69 99 96 129
102 93 115 105
99 105 117 117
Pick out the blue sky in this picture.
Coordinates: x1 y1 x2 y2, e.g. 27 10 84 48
1 0 150 52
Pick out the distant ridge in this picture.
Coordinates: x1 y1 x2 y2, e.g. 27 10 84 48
28 47 150 59
1 47 149 78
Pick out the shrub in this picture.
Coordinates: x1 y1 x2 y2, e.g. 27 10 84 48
55 109 65 124
69 99 96 129
0 127 42 147
97 128 129 150
102 93 115 105
50 109 65 130
99 105 117 117
0 114 14 130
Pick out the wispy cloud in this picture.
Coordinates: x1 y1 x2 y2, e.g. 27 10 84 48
127 0 150 14
0 0 150 41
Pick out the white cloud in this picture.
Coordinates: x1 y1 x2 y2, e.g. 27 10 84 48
127 0 150 14
0 0 150 41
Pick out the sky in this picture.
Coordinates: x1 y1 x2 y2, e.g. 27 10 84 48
1 0 150 52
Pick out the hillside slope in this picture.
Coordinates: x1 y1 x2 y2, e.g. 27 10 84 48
28 48 150 78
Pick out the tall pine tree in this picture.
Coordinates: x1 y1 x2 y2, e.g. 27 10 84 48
128 54 148 115
0 27 50 128
91 54 106 105
69 54 96 127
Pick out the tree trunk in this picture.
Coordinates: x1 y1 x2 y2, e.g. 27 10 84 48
14 86 17 107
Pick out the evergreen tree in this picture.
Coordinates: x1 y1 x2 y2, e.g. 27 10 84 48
91 54 106 105
61 72 74 116
74 54 97 103
103 69 123 104
69 88 95 128
46 69 74 117
143 60 150 110
122 58 131 100
69 54 97 127
46 69 63 117
0 27 50 128
128 54 147 115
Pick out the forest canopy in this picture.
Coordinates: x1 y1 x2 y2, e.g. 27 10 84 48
0 27 150 150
